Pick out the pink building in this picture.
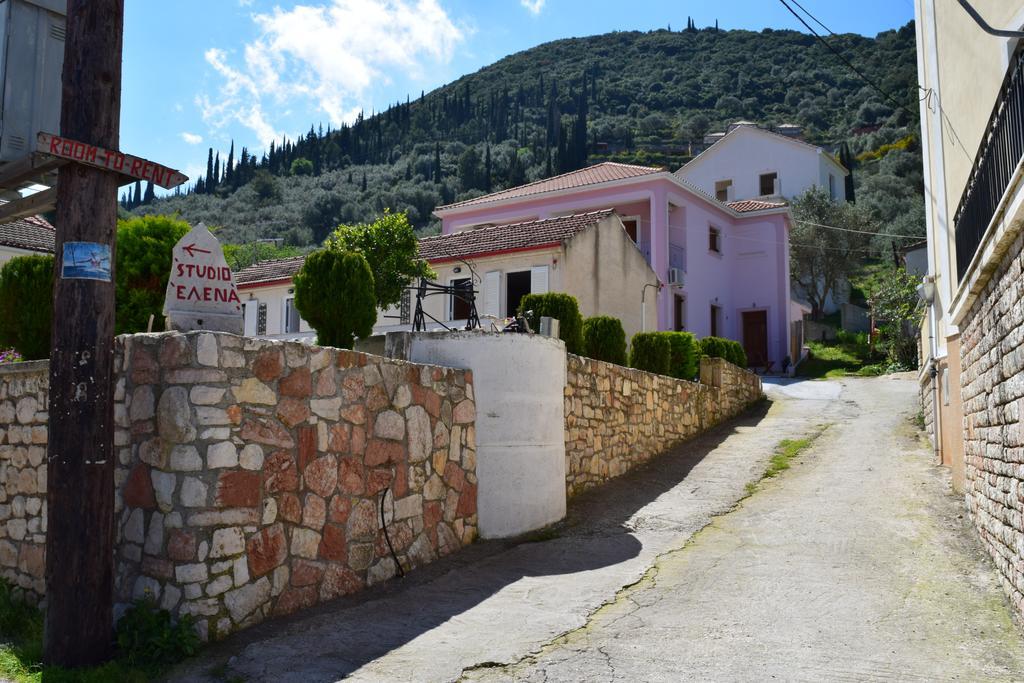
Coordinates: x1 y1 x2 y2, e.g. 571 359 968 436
435 162 796 367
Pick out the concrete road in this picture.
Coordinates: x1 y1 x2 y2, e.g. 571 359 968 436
173 376 1024 682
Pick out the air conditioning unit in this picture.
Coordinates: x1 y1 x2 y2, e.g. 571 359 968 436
667 268 684 286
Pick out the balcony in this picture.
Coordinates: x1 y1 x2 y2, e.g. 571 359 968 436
669 243 686 272
953 44 1024 279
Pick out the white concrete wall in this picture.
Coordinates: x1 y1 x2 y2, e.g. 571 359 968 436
391 331 567 539
678 126 846 203
0 245 48 268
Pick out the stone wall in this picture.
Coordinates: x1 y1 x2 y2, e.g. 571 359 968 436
960 229 1024 617
0 361 48 604
564 356 763 497
920 373 936 446
0 332 477 641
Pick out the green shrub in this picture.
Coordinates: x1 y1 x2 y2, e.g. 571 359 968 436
518 292 584 355
115 598 200 670
582 316 627 365
700 336 748 369
665 331 699 379
629 332 671 375
0 255 54 360
115 214 190 334
293 248 377 349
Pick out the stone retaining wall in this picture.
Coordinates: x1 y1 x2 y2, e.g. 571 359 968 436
564 356 763 497
960 230 1024 618
0 361 48 603
0 332 477 641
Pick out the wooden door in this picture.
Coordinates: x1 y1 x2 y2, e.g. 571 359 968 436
742 310 768 367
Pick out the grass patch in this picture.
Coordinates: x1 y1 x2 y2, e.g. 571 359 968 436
798 330 881 379
0 582 192 683
764 437 814 478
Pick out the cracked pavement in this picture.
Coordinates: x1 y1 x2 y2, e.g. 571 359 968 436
172 375 1024 682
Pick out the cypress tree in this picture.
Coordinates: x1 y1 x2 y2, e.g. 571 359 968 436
132 180 141 208
484 144 492 193
433 142 442 183
361 172 367 192
143 181 155 205
225 141 235 186
204 148 214 194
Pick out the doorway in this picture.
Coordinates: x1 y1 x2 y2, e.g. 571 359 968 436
741 310 768 367
506 271 531 317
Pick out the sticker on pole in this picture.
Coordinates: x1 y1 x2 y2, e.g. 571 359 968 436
163 223 243 334
61 242 111 282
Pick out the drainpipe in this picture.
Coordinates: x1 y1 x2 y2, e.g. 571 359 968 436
923 278 941 462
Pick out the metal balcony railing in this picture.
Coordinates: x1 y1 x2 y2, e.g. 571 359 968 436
953 44 1024 279
669 243 687 272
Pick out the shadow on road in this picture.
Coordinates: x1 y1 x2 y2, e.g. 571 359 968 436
176 400 774 683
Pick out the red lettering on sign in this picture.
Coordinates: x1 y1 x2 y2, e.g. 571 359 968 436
49 136 59 154
129 158 143 177
176 285 186 300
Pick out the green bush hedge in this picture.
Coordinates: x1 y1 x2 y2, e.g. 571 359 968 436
518 292 584 355
116 215 190 334
582 316 627 365
665 331 699 379
0 255 54 360
629 332 671 375
699 336 748 368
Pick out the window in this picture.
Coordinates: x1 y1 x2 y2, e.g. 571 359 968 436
714 179 733 202
709 226 721 253
506 271 531 317
257 303 267 336
285 298 300 333
828 173 836 200
621 217 639 243
450 277 472 320
710 304 721 337
759 172 778 196
674 295 686 331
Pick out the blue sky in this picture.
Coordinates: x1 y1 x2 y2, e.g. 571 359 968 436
121 0 915 191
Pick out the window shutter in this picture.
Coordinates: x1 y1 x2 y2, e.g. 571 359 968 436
257 303 267 336
243 301 257 336
482 271 500 318
530 266 549 295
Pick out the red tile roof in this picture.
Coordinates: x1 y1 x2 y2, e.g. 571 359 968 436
418 210 613 262
726 199 788 213
436 162 662 212
0 215 55 254
234 255 306 285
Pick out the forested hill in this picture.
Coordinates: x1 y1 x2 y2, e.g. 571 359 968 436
132 21 922 251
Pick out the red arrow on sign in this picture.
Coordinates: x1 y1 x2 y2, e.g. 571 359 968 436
182 243 212 258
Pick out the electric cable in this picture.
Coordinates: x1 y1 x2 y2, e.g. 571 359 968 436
380 486 405 578
777 0 917 118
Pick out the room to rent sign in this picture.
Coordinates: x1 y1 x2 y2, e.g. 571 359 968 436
37 131 188 189
163 223 244 334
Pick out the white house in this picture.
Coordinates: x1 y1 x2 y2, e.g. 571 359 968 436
677 123 849 204
0 215 54 266
234 256 316 342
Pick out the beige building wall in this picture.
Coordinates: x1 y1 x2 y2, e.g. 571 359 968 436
239 282 315 340
561 215 658 341
0 244 47 267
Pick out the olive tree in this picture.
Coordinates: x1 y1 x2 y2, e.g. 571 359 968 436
790 187 877 319
325 209 433 310
293 248 376 349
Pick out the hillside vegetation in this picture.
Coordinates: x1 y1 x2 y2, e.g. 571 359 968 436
132 22 922 252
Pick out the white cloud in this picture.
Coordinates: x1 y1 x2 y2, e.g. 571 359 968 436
180 132 203 145
198 0 465 144
521 0 545 15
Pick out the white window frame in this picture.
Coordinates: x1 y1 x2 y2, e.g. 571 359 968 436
448 276 473 321
714 178 733 202
708 224 722 255
620 214 641 244
758 170 779 197
284 297 300 334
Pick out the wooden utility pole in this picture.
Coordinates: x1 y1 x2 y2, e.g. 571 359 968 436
44 0 124 667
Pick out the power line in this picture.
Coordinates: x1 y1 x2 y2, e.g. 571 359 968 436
794 219 924 239
777 0 917 118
